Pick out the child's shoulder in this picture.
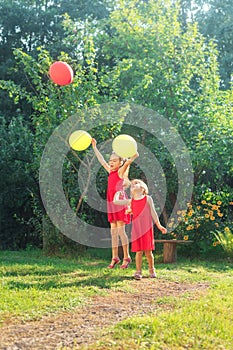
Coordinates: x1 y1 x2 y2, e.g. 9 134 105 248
146 195 153 203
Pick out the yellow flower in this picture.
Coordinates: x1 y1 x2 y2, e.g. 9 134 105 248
181 210 186 217
217 212 223 217
201 200 206 204
184 235 189 240
212 205 219 210
209 210 213 215
188 210 193 217
210 216 215 221
213 242 217 247
224 227 230 232
205 214 209 218
168 223 173 228
217 200 222 205
229 202 233 205
196 223 200 228
215 223 219 227
197 206 201 210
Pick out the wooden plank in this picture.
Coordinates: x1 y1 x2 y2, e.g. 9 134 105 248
154 240 193 263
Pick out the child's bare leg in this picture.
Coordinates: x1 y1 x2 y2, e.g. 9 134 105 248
145 250 154 270
134 251 143 279
117 222 130 259
145 250 156 277
107 222 120 268
135 251 143 273
111 222 118 258
117 221 131 268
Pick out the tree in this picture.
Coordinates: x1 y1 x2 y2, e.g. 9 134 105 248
0 0 232 255
0 115 38 249
95 0 233 252
179 0 233 89
0 0 111 118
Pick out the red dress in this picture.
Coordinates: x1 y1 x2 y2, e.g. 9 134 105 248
107 170 130 224
131 196 155 252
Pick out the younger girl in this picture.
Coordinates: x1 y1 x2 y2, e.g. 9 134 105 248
114 179 167 279
92 138 139 269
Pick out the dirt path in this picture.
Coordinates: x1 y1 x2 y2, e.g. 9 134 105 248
0 279 208 350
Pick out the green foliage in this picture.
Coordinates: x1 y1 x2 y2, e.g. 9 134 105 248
0 0 111 118
214 228 233 258
0 115 40 249
0 0 232 256
98 0 233 239
166 191 233 257
193 0 233 89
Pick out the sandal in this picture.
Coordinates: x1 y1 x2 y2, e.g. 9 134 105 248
149 268 157 278
107 257 120 269
134 271 142 280
120 257 131 269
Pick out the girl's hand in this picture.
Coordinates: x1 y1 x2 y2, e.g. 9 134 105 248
160 226 167 234
130 152 139 161
91 138 97 148
125 206 133 215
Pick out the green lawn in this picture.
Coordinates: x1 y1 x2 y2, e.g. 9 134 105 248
95 280 233 350
0 249 232 349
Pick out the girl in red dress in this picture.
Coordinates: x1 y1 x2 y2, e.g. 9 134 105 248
114 179 167 279
92 139 138 268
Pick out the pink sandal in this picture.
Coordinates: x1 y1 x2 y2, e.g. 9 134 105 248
134 271 142 280
149 268 157 278
107 257 120 269
120 257 131 269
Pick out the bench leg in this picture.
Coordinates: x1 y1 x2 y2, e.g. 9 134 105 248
163 243 177 263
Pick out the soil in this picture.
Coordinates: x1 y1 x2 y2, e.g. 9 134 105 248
0 279 208 350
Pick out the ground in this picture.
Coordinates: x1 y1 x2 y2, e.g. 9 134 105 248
0 279 208 350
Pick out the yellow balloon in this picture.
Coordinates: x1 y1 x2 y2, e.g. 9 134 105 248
69 130 92 151
112 134 137 158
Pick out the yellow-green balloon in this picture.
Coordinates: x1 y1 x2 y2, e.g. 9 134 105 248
112 134 137 158
69 130 92 151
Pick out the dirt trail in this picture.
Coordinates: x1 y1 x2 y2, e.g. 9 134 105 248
0 279 208 350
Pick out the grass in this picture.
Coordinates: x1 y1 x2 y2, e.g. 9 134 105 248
0 249 233 349
93 282 233 349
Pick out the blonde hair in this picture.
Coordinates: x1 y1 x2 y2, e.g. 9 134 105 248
131 179 149 195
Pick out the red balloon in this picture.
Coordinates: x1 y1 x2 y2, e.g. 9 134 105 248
49 61 73 86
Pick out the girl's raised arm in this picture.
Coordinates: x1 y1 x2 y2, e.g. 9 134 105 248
92 139 110 173
118 152 139 178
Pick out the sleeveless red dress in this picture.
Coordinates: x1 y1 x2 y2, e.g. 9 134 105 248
131 196 155 252
107 170 130 224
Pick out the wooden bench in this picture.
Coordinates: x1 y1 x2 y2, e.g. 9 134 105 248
154 239 193 263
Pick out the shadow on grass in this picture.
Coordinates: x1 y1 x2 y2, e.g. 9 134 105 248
5 265 133 290
1 250 233 291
